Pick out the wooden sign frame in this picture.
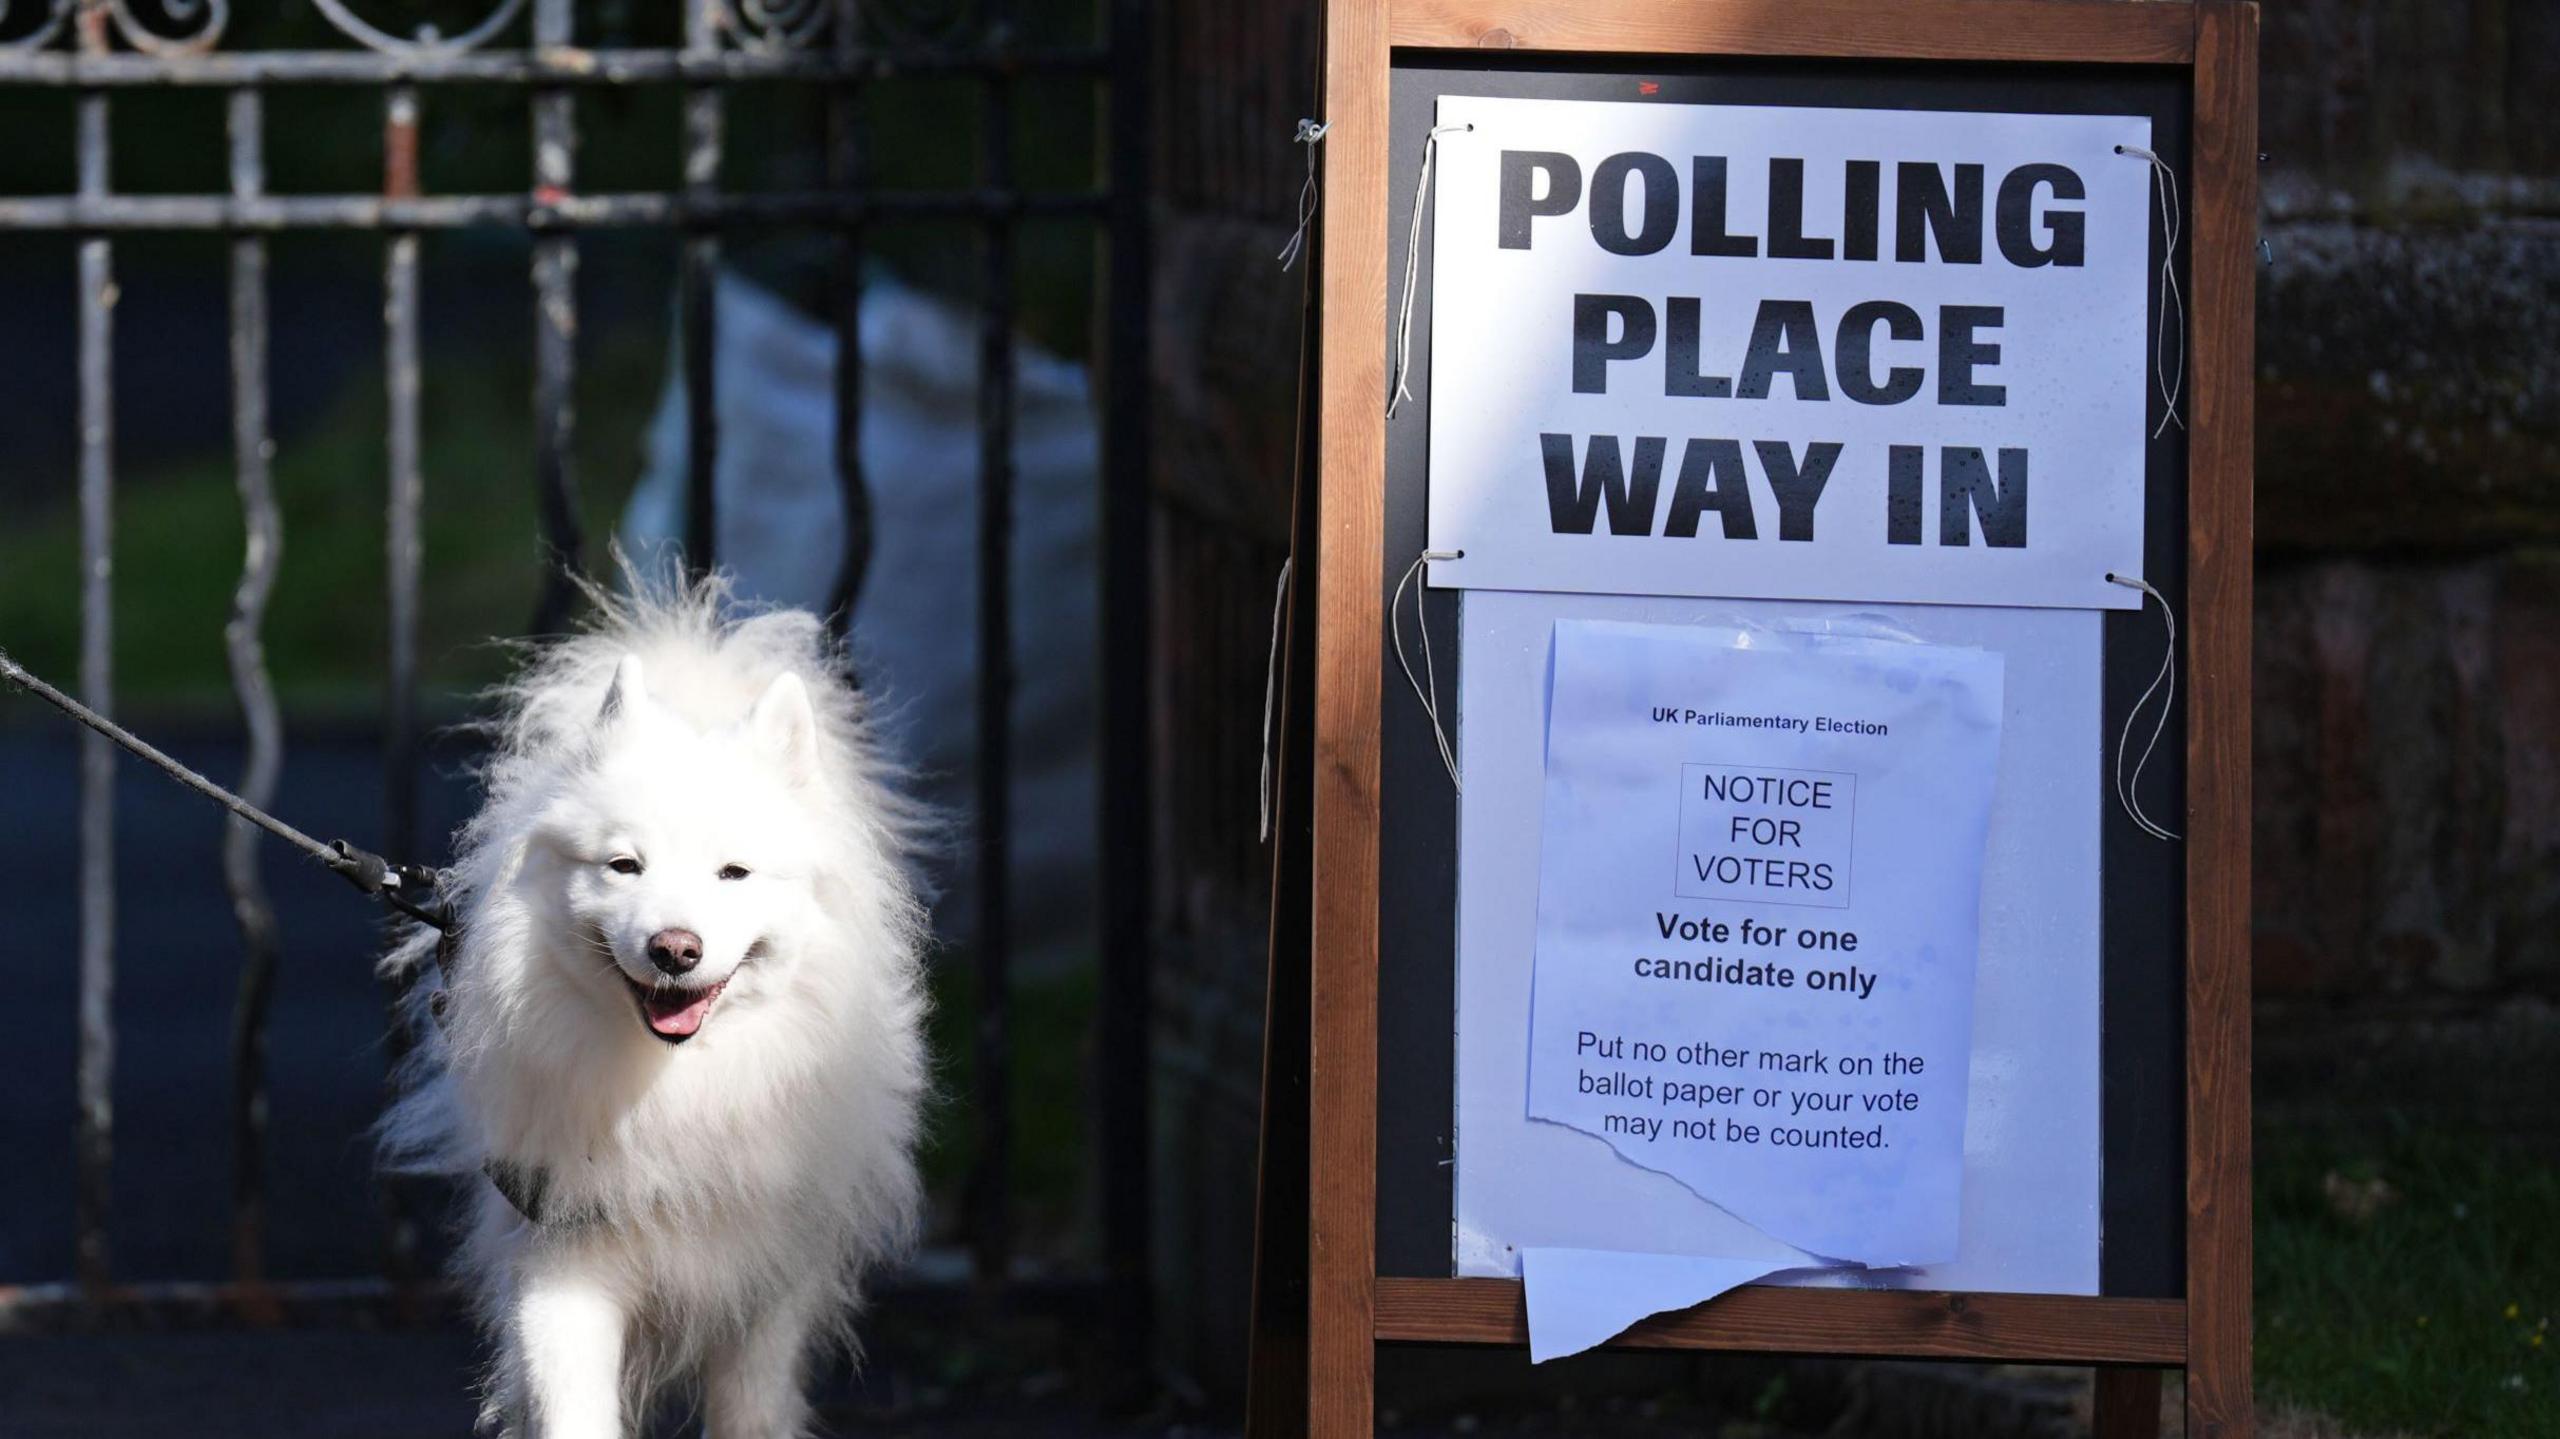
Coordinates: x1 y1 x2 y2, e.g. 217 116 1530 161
1278 1 2256 1435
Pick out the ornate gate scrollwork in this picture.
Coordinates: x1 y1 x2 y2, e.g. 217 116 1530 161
308 0 528 54
2 0 225 55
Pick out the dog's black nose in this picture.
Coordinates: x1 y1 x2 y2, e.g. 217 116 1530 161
647 928 704 976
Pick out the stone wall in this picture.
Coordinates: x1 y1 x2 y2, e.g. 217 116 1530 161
2253 0 2560 1004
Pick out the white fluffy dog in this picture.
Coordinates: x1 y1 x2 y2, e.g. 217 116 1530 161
381 579 929 1439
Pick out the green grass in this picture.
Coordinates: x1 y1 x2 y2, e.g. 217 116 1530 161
0 301 661 716
917 954 1101 1265
2257 1118 2557 1437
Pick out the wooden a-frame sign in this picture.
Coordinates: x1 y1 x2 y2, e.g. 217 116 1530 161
1248 2 2256 1435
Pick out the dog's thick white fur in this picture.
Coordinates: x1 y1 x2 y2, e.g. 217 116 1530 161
380 578 929 1439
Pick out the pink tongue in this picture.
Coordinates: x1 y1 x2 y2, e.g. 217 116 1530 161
643 982 723 1037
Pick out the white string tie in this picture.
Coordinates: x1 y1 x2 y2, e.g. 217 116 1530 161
1388 122 1472 418
1275 119 1330 271
2116 143 2185 437
1391 548 1463 791
1258 556 1293 842
2107 572 2181 842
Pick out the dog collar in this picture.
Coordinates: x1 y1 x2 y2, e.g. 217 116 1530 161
484 1159 603 1230
484 1159 551 1224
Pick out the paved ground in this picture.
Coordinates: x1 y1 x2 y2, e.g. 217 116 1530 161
0 1324 1909 1438
0 1329 488 1439
0 1328 2386 1439
0 1326 1203 1439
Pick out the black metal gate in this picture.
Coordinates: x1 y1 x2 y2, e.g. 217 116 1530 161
0 0 1151 1347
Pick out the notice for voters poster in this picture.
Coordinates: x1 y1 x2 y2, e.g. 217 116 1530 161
1527 619 2006 1268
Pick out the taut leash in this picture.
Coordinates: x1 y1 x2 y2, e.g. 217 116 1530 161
0 647 456 936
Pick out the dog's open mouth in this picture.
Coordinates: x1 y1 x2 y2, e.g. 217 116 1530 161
625 977 727 1043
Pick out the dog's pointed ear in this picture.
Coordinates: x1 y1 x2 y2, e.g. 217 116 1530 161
748 671 819 784
598 653 648 724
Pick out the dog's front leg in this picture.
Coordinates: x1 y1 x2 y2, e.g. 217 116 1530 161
512 1267 630 1439
703 1284 821 1439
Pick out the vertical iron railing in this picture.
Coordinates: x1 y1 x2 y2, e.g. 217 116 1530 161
377 75 431 1297
0 0 1150 1341
1097 0 1155 1355
221 77 284 1293
970 0 1019 1292
680 0 722 577
823 0 873 625
71 0 116 1301
530 0 584 633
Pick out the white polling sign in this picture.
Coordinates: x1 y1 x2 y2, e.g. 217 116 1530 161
1528 619 2006 1267
1420 96 2155 611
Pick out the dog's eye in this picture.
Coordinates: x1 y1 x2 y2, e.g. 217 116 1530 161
606 856 643 876
717 863 751 882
